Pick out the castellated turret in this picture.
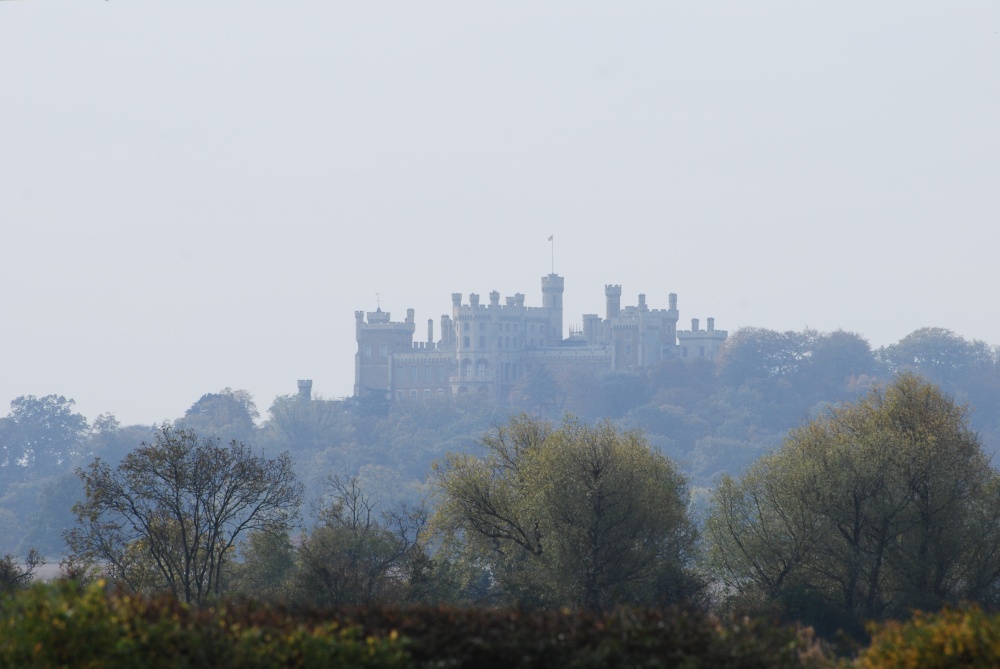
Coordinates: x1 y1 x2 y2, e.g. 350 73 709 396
605 284 622 319
542 274 565 343
297 380 312 401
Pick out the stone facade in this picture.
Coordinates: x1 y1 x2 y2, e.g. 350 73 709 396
354 274 727 401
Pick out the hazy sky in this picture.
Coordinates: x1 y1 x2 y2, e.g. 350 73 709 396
2 2 998 426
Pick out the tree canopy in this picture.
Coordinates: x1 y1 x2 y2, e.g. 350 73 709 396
66 426 302 605
706 374 1000 635
433 414 701 611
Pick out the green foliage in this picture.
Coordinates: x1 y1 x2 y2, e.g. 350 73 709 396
325 606 831 669
434 415 702 611
0 548 42 595
0 580 408 669
227 528 297 605
67 426 302 605
858 606 1000 669
706 374 1000 636
177 388 260 445
292 476 429 608
0 394 89 477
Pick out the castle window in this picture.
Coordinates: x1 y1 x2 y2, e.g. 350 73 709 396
396 390 404 400
513 337 518 349
463 336 470 348
498 337 503 349
479 322 484 331
380 344 387 357
476 360 487 380
626 344 632 356
364 345 371 358
479 335 485 348
395 367 405 383
424 365 432 382
438 366 446 382
699 346 706 357
682 347 688 358
461 359 472 379
410 366 418 383
463 322 469 332
410 390 417 398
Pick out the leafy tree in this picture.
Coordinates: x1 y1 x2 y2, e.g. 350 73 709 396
880 328 994 386
510 364 564 416
88 414 156 466
799 329 881 400
226 527 297 604
265 394 351 452
706 374 1000 635
66 426 302 605
292 476 428 607
433 415 701 611
0 548 42 595
177 388 259 444
716 328 809 386
22 472 85 556
0 395 88 478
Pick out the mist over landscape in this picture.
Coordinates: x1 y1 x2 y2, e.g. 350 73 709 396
2 2 999 662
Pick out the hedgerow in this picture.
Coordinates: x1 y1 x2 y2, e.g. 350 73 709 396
0 581 834 668
0 580 406 669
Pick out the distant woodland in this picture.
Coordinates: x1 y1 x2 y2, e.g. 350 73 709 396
3 325 1000 638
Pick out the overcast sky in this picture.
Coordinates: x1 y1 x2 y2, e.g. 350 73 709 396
2 2 998 426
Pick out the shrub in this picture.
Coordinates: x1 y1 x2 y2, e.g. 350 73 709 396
858 606 1000 669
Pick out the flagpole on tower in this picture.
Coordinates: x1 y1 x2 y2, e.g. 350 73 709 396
548 234 554 274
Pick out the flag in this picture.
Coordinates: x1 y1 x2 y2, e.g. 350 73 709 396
548 235 553 241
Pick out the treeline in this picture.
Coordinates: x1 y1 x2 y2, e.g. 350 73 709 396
3 327 1000 634
4 326 1000 554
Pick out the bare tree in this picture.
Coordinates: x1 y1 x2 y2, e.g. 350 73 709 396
66 426 302 605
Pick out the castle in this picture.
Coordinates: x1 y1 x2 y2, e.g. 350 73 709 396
354 274 727 401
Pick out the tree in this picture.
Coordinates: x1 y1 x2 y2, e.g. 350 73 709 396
880 328 994 385
178 388 259 444
798 329 881 400
0 548 43 595
292 476 428 607
706 374 1000 635
66 426 302 605
0 395 88 478
716 328 808 385
433 415 701 611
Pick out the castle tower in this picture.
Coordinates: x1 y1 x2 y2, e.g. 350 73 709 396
354 306 416 398
605 284 622 320
541 274 565 343
297 379 312 401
